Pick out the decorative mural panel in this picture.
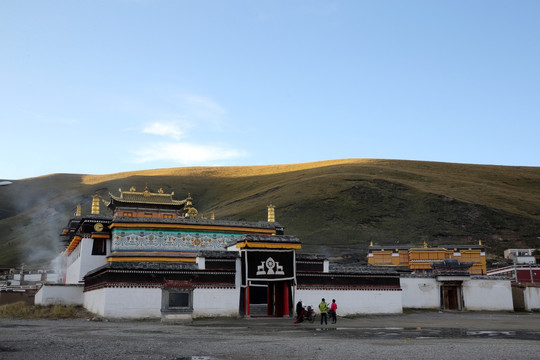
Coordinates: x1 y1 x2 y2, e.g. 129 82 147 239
111 229 243 252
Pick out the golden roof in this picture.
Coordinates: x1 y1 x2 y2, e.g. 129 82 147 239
109 186 187 206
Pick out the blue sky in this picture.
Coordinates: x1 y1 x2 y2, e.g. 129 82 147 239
1 1 539 180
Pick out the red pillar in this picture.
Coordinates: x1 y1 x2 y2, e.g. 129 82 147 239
283 281 289 317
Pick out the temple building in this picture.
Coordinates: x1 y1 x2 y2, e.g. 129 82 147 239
38 186 403 320
367 241 487 275
34 186 522 317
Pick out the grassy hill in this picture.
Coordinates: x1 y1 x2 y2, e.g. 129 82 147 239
1 159 539 268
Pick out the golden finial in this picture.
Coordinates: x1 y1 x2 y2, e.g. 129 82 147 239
479 240 482 245
76 204 82 217
210 212 215 220
267 204 275 222
118 188 122 193
158 188 164 194
370 241 373 247
423 241 428 248
91 195 100 215
143 186 150 197
130 186 136 192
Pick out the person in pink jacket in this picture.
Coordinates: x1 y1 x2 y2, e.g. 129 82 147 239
330 299 338 324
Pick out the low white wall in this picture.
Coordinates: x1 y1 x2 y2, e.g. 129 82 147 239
83 288 106 315
84 287 162 318
34 284 84 306
296 288 402 315
400 277 440 309
463 279 514 311
193 288 238 318
524 286 540 311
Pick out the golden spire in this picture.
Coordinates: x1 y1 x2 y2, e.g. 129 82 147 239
267 204 275 222
479 240 482 246
370 241 373 247
210 212 215 220
423 241 428 248
183 193 198 218
91 195 100 215
76 204 82 217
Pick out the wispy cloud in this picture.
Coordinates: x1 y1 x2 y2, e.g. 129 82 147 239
142 121 186 140
131 141 244 165
168 93 227 130
130 92 244 165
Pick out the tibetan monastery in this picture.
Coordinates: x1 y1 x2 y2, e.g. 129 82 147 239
41 186 403 320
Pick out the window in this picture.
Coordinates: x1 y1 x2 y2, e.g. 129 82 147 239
169 292 189 308
92 239 106 255
161 289 193 313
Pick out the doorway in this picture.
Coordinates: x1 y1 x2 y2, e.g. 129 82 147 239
440 281 463 311
244 280 292 317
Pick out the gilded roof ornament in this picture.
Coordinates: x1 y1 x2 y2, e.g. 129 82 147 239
158 188 164 194
130 186 136 192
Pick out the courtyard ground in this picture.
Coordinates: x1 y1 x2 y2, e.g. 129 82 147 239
1 311 540 359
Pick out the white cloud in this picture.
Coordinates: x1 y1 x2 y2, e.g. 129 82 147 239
129 92 244 166
142 122 186 140
131 141 245 165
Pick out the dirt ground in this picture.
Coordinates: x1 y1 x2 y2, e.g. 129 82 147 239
1 311 540 360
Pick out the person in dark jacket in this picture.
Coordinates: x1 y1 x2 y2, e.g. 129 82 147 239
295 300 304 323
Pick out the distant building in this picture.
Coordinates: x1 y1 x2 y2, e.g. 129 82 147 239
487 265 540 284
503 248 539 265
367 241 486 275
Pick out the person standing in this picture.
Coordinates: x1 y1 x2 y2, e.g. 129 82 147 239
295 300 304 323
319 298 328 325
330 299 338 324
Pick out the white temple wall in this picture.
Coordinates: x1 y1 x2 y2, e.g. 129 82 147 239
524 286 540 311
35 284 84 306
463 279 514 311
193 288 239 318
400 277 440 309
65 251 82 284
65 238 108 284
84 287 162 318
295 288 402 315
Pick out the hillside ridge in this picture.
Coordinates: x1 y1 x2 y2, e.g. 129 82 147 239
1 159 539 268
